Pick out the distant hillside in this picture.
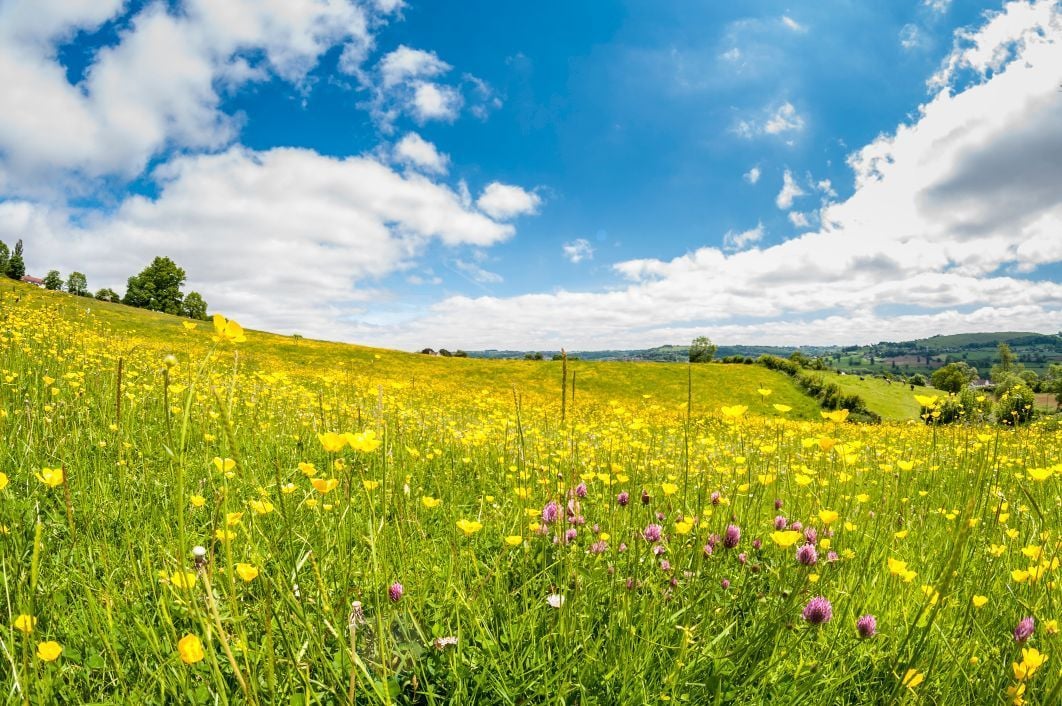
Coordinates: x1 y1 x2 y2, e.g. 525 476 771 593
468 332 1062 375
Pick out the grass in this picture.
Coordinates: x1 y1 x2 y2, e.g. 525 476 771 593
808 371 939 421
0 282 1059 705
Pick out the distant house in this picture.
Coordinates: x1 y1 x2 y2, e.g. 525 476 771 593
20 275 44 287
970 378 993 390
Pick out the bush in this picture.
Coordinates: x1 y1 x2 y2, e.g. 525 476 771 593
993 382 1036 426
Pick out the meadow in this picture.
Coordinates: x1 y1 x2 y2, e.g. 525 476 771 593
0 282 1058 705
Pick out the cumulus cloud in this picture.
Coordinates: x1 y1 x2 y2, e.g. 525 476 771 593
476 182 541 220
9 147 521 335
743 166 761 184
0 0 386 192
393 132 449 174
562 239 594 263
775 170 806 209
736 102 805 139
781 16 807 33
341 0 1062 350
723 223 764 251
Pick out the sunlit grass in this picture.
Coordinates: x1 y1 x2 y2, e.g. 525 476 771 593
0 281 1058 704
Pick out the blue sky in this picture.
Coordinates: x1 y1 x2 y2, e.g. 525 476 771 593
2 0 1060 348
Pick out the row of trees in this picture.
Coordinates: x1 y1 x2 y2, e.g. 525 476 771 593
23 252 209 321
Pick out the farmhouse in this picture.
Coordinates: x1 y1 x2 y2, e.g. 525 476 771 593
19 275 43 287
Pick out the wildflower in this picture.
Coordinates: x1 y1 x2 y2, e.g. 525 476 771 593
547 594 565 609
433 636 458 650
901 668 924 690
972 595 988 608
248 499 274 515
212 457 236 474
590 540 607 554
212 314 246 344
14 614 36 634
178 634 205 664
773 404 792 413
0 472 8 491
317 432 347 453
770 530 801 549
236 563 259 582
774 516 788 530
541 501 559 524
641 489 651 505
171 571 197 590
298 462 317 476
617 491 630 506
504 535 523 547
564 528 578 543
421 496 442 508
345 430 381 453
796 544 818 566
661 482 678 496
802 596 833 625
389 582 404 603
723 524 741 549
36 467 64 487
311 478 339 494
674 519 693 535
818 509 839 526
190 494 206 508
575 482 587 498
644 524 663 542
856 614 877 638
1014 616 1034 643
456 519 483 536
36 641 62 662
1012 647 1048 681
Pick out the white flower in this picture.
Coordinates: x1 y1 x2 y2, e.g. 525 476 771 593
547 593 565 609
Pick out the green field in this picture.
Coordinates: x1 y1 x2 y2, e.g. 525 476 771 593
1 281 1058 705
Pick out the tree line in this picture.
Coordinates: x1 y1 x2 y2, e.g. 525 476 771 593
1 239 208 321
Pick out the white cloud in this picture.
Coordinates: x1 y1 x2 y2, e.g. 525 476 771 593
562 239 594 263
924 0 952 13
337 0 1062 350
787 211 810 228
453 259 503 284
9 147 526 335
781 16 807 33
393 132 449 174
764 102 805 134
743 166 761 184
0 0 380 192
410 81 462 122
775 170 806 209
737 102 805 139
379 45 451 88
900 24 924 51
476 182 541 220
723 223 764 251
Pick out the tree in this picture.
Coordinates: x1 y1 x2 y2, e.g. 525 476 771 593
0 241 9 275
43 270 63 290
182 291 208 320
930 361 978 393
123 257 186 314
6 239 25 280
66 271 88 296
689 336 718 363
990 342 1022 383
1046 363 1062 409
95 288 120 303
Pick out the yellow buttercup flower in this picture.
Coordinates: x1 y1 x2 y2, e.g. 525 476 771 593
772 404 792 413
0 472 8 491
36 467 64 487
901 668 924 689
818 509 839 526
456 519 483 536
311 478 339 494
14 614 36 634
770 530 802 548
298 462 317 477
236 563 260 582
212 457 236 474
170 571 197 590
248 499 274 515
177 634 205 664
504 535 523 547
211 314 246 344
971 595 988 608
661 482 678 496
345 430 382 453
422 496 442 508
36 641 62 662
318 432 347 453
190 494 206 508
